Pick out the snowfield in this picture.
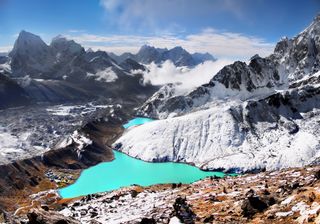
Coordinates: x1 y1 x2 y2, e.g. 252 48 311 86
114 98 319 172
0 126 48 164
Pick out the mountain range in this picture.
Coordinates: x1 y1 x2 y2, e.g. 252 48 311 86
114 15 320 172
1 14 320 224
109 45 216 67
0 31 215 109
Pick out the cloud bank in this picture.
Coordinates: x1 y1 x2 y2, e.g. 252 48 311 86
65 29 274 61
0 45 12 53
139 59 232 91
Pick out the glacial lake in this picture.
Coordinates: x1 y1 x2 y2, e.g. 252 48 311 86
122 117 155 129
59 117 227 198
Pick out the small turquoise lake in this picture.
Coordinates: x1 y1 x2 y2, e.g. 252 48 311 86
59 117 228 198
122 117 154 129
59 150 226 198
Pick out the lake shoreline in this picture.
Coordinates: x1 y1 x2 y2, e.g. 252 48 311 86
58 148 228 198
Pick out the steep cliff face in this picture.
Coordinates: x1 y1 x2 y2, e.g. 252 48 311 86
115 16 320 172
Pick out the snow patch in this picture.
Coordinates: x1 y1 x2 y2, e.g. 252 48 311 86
169 217 182 224
0 126 48 164
55 130 92 158
46 104 113 116
281 195 295 205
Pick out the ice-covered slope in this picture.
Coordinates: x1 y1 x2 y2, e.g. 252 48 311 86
114 16 320 172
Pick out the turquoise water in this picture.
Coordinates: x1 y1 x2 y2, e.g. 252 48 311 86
122 117 154 129
59 150 226 198
59 117 228 198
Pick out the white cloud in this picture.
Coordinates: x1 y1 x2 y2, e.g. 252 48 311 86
95 0 274 60
0 45 12 53
99 0 249 30
67 29 86 33
64 29 274 60
0 28 275 60
140 59 233 91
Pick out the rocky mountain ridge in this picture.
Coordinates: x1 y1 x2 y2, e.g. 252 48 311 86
114 15 320 172
137 15 320 119
0 30 159 106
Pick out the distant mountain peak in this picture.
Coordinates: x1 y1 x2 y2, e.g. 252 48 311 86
86 48 94 53
9 30 49 60
14 30 47 48
140 44 154 50
51 35 80 46
139 45 159 52
111 44 216 66
18 30 39 38
51 34 67 42
171 46 184 51
51 35 84 56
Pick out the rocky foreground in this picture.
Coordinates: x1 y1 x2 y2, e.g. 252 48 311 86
8 165 320 224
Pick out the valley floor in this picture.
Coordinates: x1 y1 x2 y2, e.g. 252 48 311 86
12 165 320 224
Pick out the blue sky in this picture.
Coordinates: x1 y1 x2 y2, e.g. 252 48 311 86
0 0 319 59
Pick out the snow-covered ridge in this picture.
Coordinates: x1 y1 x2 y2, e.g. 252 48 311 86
115 89 320 172
271 14 320 81
138 15 320 120
116 16 320 172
